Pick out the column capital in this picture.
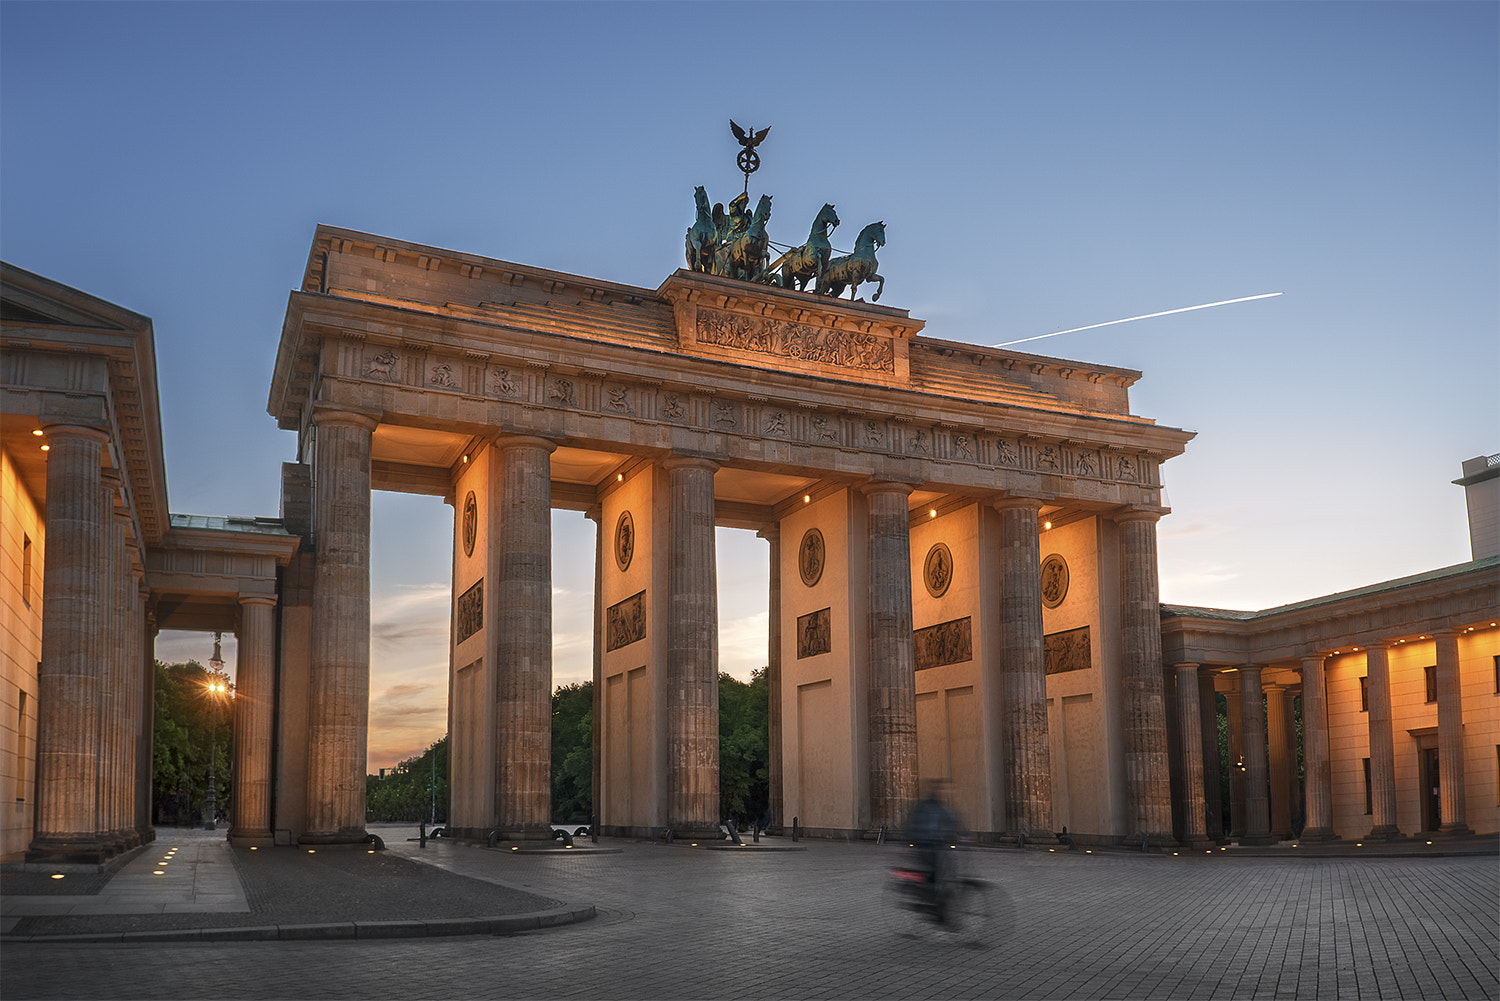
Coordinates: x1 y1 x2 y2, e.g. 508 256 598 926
991 493 1046 513
238 593 279 609
492 433 557 453
1114 505 1166 525
859 480 915 499
662 454 720 474
756 523 780 542
309 401 380 432
1173 662 1202 671
1300 652 1329 669
39 422 111 444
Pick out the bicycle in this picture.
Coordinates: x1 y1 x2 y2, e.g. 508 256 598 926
884 852 995 945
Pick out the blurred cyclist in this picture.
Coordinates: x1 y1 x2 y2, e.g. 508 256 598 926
905 778 959 916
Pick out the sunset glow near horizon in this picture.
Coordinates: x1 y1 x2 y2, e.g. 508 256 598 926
4 2 1492 772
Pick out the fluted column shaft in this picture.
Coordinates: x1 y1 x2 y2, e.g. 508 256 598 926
1240 665 1272 843
1116 510 1173 841
304 407 377 843
995 496 1054 839
1175 664 1207 843
1225 690 1244 836
494 436 555 837
137 603 158 844
29 426 110 861
108 501 133 846
665 457 720 836
759 524 783 829
1299 654 1335 840
1365 643 1399 837
231 596 278 842
864 482 917 831
99 478 124 848
1265 684 1291 837
1198 673 1224 840
1433 630 1469 834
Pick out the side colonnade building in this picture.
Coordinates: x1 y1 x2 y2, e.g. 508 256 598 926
3 232 1496 863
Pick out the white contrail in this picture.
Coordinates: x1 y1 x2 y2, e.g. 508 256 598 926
993 292 1283 348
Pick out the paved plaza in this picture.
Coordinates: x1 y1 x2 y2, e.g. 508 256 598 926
2 826 1496 1000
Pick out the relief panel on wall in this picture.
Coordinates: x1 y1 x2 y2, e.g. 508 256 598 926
915 617 973 671
606 591 646 652
1044 626 1091 675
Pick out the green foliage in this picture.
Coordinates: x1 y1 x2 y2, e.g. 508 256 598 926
551 683 593 822
719 668 769 825
366 736 448 823
152 661 232 825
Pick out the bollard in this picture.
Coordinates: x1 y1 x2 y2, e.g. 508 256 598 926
591 815 598 845
664 827 674 845
877 824 886 845
792 816 799 843
1017 831 1026 850
726 819 743 845
752 822 760 844
488 830 502 848
419 820 427 848
1142 832 1149 853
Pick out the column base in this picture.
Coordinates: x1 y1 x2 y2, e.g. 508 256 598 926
298 828 371 849
496 823 556 842
1365 825 1404 840
1437 822 1474 836
1297 826 1338 842
25 836 112 865
228 831 276 848
1239 833 1279 846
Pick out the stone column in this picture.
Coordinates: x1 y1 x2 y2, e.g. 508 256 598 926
303 406 378 845
1299 654 1336 840
231 595 278 845
1365 642 1400 838
664 457 720 837
1433 629 1470 835
1198 673 1224 841
1115 509 1174 843
1240 665 1272 844
493 436 555 838
109 502 134 849
137 599 158 844
1265 684 1291 838
1224 688 1244 837
864 481 918 832
1174 664 1208 844
758 524 783 830
28 425 110 863
99 476 125 851
994 496 1055 841
587 507 603 832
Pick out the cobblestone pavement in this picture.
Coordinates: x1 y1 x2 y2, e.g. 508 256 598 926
2 836 1495 1000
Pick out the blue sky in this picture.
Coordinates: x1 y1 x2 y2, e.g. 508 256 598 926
4 1 1495 770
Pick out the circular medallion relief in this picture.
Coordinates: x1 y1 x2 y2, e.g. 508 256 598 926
923 542 954 598
461 491 478 558
798 528 825 588
1040 553 1069 609
614 510 635 572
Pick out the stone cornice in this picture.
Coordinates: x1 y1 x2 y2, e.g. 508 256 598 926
1160 557 1500 665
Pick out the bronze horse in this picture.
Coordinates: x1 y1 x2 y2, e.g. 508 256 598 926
716 193 773 282
685 186 718 273
817 221 885 302
777 203 840 291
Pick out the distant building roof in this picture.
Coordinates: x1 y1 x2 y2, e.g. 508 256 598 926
1161 555 1500 622
168 513 295 537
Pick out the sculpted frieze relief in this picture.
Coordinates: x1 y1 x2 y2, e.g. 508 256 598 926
696 305 896 373
350 343 1155 488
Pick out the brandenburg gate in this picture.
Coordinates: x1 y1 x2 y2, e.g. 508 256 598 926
265 221 1193 846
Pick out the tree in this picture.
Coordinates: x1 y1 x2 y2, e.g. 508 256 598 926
366 736 448 823
551 682 592 823
152 661 233 826
719 668 769 826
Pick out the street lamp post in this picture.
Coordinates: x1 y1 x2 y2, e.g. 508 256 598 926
204 632 227 831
